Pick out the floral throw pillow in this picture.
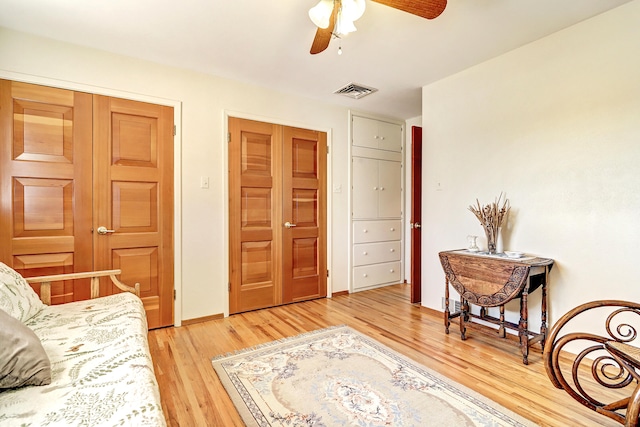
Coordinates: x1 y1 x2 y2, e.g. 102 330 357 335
0 262 45 323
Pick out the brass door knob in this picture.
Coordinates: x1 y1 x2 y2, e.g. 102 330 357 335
97 226 115 235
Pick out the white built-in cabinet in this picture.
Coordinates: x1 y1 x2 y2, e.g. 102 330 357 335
352 115 403 152
352 157 402 219
350 113 404 292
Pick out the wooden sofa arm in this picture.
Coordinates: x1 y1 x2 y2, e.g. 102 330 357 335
25 269 141 305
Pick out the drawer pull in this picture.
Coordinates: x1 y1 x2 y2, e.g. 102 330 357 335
389 269 395 273
390 227 395 231
389 248 395 252
373 186 378 190
363 251 368 255
363 229 368 233
380 187 384 191
363 274 368 277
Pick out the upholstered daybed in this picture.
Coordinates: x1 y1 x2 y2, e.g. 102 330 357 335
0 263 166 426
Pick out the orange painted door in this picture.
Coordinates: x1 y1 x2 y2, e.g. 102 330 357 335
93 96 174 329
0 80 174 328
281 126 326 303
228 118 326 314
0 80 93 303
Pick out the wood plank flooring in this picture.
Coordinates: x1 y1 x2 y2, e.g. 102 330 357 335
148 284 618 426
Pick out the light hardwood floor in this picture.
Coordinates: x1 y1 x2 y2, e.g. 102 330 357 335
148 284 617 426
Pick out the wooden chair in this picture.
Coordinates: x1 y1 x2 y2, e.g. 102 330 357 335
544 301 640 426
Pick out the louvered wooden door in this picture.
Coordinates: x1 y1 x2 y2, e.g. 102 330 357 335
0 80 174 328
228 117 326 314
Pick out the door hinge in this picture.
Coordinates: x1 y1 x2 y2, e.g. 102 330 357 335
326 145 329 154
227 132 231 143
173 125 176 136
228 282 231 292
327 270 329 278
173 289 176 300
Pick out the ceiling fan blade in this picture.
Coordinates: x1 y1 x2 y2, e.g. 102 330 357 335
310 27 333 55
372 0 447 20
310 1 338 54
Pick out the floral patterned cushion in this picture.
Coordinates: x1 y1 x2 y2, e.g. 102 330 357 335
0 262 45 323
0 292 166 426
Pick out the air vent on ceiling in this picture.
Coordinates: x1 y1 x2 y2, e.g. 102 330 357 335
333 82 378 100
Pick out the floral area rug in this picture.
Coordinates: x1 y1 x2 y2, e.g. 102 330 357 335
211 325 536 427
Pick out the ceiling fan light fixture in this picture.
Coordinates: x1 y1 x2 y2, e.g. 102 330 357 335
309 0 334 29
335 13 357 36
341 0 366 22
309 0 447 55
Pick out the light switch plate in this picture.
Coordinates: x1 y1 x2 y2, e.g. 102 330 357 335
200 176 209 189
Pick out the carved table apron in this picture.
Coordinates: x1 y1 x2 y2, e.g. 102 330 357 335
439 250 554 365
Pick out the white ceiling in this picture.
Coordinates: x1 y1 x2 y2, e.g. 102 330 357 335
0 0 633 119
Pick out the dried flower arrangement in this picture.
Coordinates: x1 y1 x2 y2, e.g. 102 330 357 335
468 193 510 254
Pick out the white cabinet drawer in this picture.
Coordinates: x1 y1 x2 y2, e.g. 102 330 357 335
353 241 401 266
353 220 402 243
353 262 402 289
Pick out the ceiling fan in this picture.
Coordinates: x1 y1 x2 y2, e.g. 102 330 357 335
309 0 447 54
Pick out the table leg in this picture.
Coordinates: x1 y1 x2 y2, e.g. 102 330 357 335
540 268 549 351
498 305 506 338
460 298 468 340
444 280 450 334
519 290 529 365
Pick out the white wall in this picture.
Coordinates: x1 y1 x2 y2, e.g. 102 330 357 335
421 0 640 334
0 28 368 321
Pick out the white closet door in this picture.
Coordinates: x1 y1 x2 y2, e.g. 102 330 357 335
352 157 378 219
377 121 403 152
352 116 379 149
378 160 402 218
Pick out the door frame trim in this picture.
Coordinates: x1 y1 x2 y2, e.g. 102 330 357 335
0 70 184 326
224 110 333 317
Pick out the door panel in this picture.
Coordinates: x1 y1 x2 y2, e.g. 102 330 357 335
410 126 422 303
282 127 326 303
93 96 174 329
377 121 403 152
352 157 378 219
229 118 281 313
229 118 326 313
0 80 93 303
352 116 378 150
378 160 402 218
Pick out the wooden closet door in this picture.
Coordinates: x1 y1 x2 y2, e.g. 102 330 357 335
281 126 326 303
228 118 282 313
93 96 174 329
228 118 327 314
0 80 93 303
0 81 174 328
